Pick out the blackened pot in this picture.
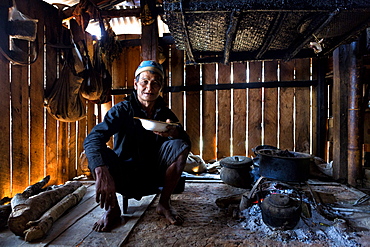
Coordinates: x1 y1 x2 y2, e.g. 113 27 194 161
260 193 302 230
257 149 312 182
220 156 253 189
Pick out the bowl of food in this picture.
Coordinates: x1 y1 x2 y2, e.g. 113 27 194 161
134 117 178 132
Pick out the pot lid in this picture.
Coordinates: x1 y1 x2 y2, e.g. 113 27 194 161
220 156 253 169
268 194 291 207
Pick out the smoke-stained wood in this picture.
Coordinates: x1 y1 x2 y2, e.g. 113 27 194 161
295 58 311 153
217 64 231 159
44 7 59 187
169 45 184 125
28 0 46 185
202 64 217 161
232 62 247 156
0 5 11 198
263 61 278 148
10 62 30 194
247 61 262 157
279 60 295 151
185 65 200 155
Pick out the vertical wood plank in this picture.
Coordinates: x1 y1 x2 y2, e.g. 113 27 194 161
185 65 200 154
169 45 184 125
332 45 349 180
161 44 170 102
29 0 45 184
217 64 231 159
77 116 87 176
295 58 311 153
69 122 77 179
247 61 262 157
87 102 96 135
0 14 11 197
58 122 68 184
311 57 321 156
279 61 295 151
232 62 247 156
112 46 127 104
263 61 278 147
127 45 141 89
202 64 217 161
11 64 30 194
44 9 58 186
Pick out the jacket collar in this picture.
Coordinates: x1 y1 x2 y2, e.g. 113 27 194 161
128 91 167 118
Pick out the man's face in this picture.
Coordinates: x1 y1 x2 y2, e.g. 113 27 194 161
134 71 163 104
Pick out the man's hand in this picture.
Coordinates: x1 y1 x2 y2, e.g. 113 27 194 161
95 166 117 210
153 119 179 138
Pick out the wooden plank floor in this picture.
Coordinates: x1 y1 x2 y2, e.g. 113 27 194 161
0 181 156 247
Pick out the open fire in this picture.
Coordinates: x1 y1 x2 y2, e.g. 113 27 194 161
238 178 365 246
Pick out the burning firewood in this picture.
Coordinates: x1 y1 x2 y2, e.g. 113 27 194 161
215 194 242 208
8 181 82 236
24 185 87 242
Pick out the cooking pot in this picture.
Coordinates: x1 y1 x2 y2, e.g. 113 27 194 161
257 149 312 182
220 156 253 189
260 193 302 230
252 145 278 156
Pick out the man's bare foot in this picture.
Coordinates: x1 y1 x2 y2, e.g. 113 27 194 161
93 206 122 232
156 202 184 225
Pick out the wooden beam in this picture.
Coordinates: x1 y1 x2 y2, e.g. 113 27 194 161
284 10 339 61
332 44 350 182
256 12 286 59
223 10 240 64
315 57 328 159
189 49 316 64
111 79 318 95
178 1 195 63
140 0 158 61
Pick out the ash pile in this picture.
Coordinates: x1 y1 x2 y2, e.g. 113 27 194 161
238 180 362 246
215 146 370 246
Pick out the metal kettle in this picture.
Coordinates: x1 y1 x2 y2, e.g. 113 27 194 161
260 193 302 230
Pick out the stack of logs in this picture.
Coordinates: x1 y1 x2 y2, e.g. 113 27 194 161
0 175 86 242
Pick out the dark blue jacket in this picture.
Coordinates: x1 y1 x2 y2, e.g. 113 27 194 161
83 91 190 174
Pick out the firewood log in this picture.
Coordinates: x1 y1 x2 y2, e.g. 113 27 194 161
215 194 242 208
0 204 11 229
10 175 50 210
1 175 49 229
24 185 87 242
0 197 11 205
8 181 82 236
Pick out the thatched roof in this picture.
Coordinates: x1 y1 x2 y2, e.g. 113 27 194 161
163 0 370 63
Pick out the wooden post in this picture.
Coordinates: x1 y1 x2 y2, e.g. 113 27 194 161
347 40 363 186
316 57 328 159
332 44 349 182
140 0 158 61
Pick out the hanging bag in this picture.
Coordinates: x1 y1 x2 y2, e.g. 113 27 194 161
44 62 86 122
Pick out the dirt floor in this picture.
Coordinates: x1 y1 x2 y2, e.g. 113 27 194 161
124 182 370 247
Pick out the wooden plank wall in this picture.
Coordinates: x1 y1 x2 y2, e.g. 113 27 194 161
167 58 315 162
0 0 98 199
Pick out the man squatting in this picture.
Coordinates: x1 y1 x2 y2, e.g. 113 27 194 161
84 60 191 232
